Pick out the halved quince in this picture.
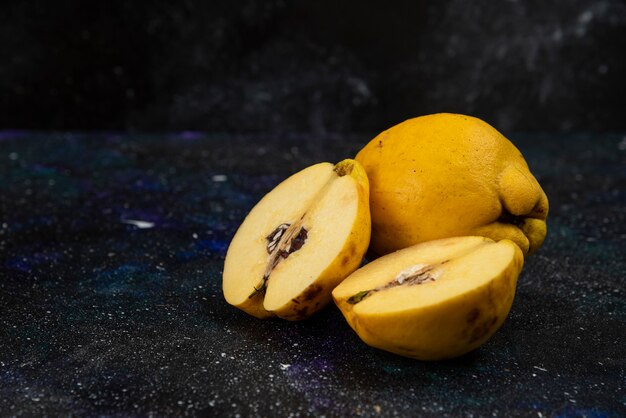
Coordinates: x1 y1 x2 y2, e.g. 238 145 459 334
223 160 371 320
332 236 523 360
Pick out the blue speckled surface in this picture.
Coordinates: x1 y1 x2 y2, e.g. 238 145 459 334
0 132 624 417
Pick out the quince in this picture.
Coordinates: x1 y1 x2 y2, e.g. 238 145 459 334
355 113 548 257
332 236 523 360
223 160 371 320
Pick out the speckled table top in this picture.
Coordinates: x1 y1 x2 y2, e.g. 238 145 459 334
0 132 624 417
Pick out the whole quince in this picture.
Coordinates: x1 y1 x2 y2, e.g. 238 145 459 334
355 113 548 257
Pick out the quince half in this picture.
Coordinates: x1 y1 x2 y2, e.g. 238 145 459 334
332 236 523 360
355 113 549 257
223 160 371 320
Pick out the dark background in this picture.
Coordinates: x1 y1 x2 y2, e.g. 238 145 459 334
1 0 626 133
1 2 625 416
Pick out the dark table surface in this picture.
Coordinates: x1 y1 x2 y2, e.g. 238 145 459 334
0 131 624 417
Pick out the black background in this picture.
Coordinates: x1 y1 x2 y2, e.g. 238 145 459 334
1 2 625 415
1 0 626 133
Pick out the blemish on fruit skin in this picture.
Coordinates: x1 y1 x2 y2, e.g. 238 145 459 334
294 306 309 319
334 161 355 176
468 324 488 344
302 284 323 302
485 285 495 311
467 317 498 344
344 242 357 261
466 308 481 324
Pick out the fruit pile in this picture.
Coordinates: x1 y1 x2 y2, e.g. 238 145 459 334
222 113 549 360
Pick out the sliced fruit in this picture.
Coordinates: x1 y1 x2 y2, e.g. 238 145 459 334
332 236 523 360
223 159 371 320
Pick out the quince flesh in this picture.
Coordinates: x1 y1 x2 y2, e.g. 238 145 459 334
223 160 371 320
332 236 523 360
355 113 549 257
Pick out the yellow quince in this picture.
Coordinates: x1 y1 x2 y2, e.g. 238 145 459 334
355 113 548 257
333 236 523 360
223 160 371 320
